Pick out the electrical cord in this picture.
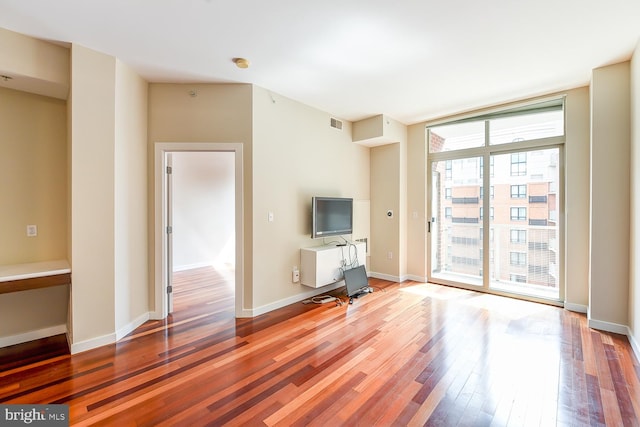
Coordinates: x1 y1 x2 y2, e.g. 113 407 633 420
309 295 339 304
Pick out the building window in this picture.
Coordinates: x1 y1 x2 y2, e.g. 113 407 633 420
445 207 452 218
510 229 526 243
480 186 494 200
510 252 526 266
480 207 494 220
510 274 526 283
510 207 527 221
445 188 452 199
480 228 494 242
510 152 527 176
480 156 495 178
445 160 452 179
511 184 526 199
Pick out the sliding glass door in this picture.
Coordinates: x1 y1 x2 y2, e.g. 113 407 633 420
430 157 483 287
488 149 560 299
427 99 564 303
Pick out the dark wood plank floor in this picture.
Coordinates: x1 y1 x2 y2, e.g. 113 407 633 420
1 267 639 426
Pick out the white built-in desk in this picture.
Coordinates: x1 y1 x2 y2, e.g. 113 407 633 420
0 260 71 294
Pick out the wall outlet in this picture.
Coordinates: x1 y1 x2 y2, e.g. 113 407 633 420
26 224 37 237
292 267 300 283
387 251 393 259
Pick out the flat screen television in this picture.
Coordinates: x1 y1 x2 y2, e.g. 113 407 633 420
311 196 353 239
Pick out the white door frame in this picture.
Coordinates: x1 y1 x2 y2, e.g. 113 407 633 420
152 142 244 319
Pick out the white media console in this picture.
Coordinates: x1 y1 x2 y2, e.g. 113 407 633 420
300 242 366 288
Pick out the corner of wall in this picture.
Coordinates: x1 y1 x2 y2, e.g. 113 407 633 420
628 37 640 361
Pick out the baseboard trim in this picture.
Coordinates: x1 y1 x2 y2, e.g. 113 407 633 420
70 332 116 355
368 272 402 283
116 312 150 341
405 274 427 283
69 310 154 354
247 282 347 318
626 327 640 362
564 302 588 313
0 324 67 348
148 310 164 320
588 317 629 335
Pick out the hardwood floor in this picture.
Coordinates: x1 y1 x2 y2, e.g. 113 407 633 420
1 267 639 426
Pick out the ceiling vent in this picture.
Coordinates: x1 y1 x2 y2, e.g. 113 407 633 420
330 117 343 130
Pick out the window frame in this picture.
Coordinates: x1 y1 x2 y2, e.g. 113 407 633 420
510 184 527 199
510 207 527 221
426 96 565 305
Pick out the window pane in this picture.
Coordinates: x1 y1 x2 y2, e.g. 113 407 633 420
489 148 560 300
489 110 564 145
429 121 485 153
431 157 483 287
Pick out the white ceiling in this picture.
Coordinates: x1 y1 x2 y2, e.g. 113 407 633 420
0 0 639 124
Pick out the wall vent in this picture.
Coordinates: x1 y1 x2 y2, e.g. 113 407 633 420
330 117 343 130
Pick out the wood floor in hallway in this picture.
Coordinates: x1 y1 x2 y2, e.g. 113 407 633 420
1 266 639 426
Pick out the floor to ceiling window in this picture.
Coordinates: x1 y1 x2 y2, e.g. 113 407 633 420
428 99 564 303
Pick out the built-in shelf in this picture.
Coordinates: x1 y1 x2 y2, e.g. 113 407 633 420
300 243 366 288
0 260 71 294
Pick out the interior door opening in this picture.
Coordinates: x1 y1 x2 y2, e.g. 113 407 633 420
154 142 244 320
168 151 236 314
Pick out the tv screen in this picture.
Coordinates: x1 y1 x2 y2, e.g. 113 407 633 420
343 264 369 297
311 197 353 239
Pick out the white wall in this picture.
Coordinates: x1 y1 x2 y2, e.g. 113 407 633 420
406 123 428 281
629 40 640 355
564 87 591 311
251 86 370 309
114 59 149 337
148 83 254 310
69 44 117 347
70 45 150 352
589 62 631 331
0 27 69 99
172 152 235 271
370 143 402 278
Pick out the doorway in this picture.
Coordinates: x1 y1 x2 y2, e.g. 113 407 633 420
170 151 235 314
153 143 244 320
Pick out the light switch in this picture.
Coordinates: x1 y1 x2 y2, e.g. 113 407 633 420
268 212 274 222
